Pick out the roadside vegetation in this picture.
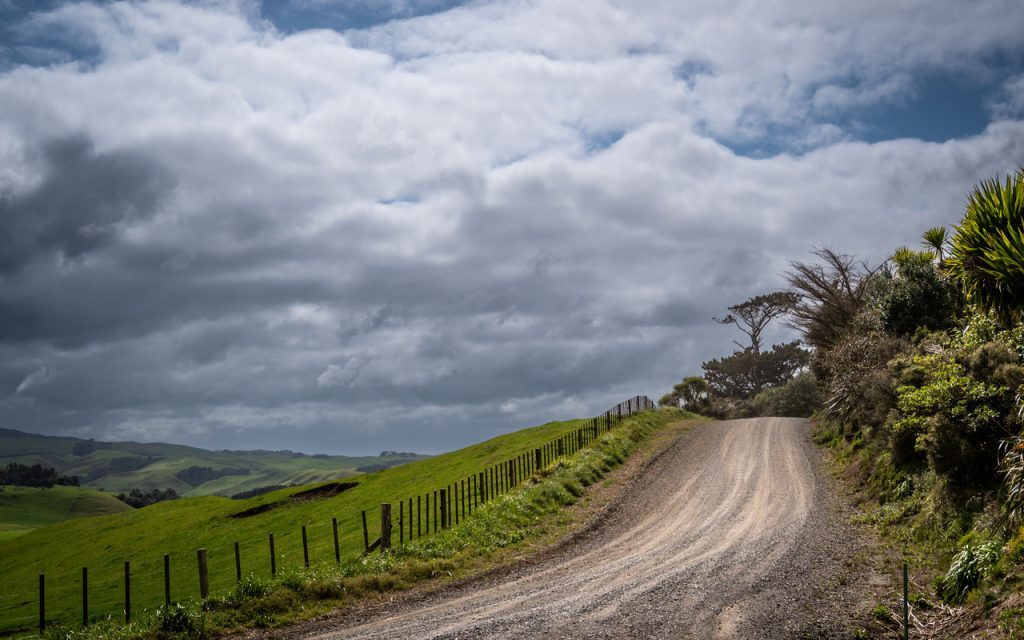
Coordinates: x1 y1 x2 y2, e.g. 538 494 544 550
662 168 1024 636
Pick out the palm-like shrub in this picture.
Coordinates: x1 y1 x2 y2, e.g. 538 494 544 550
947 170 1024 323
922 226 949 261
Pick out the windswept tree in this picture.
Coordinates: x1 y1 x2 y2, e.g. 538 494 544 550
707 291 807 399
786 248 882 350
714 291 799 354
946 169 1024 324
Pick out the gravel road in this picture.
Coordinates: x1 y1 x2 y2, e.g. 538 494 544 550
303 417 866 639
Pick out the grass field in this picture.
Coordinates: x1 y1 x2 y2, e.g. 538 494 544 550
0 486 132 543
0 415 612 632
0 429 427 498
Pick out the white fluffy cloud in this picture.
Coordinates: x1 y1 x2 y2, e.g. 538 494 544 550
0 0 1022 454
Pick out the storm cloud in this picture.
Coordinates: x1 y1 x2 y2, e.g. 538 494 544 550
0 0 1023 454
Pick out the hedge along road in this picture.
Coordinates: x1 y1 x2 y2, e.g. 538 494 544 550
300 417 865 640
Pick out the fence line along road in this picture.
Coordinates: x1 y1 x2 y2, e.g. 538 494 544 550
4 395 655 636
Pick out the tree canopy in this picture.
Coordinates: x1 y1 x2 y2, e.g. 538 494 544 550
714 291 798 354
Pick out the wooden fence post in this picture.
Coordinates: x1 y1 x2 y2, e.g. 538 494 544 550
234 542 241 582
164 554 171 605
197 549 209 599
400 501 405 545
302 526 310 568
269 533 277 577
453 484 459 525
124 560 131 623
333 517 340 563
440 489 448 529
380 504 392 551
409 497 414 539
418 495 422 537
362 510 370 551
38 573 44 634
82 566 88 626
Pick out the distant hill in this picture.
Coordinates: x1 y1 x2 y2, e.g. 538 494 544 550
0 485 132 542
0 428 429 498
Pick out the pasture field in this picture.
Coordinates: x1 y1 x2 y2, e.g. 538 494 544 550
0 416 595 631
0 486 132 543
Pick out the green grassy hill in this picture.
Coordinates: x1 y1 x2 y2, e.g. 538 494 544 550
0 416 594 632
0 429 427 498
0 485 132 542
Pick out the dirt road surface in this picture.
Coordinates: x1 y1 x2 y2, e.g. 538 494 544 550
303 418 867 639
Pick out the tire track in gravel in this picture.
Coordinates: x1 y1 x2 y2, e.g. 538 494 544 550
305 418 846 640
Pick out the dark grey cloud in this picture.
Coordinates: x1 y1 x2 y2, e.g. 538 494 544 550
0 135 173 275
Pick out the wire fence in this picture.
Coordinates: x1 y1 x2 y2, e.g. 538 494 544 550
0 396 655 637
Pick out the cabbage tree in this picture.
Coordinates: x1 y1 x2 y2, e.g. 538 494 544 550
947 170 1024 324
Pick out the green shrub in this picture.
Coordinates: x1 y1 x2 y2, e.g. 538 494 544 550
749 371 822 417
230 573 271 601
157 601 205 637
870 603 891 621
890 353 1008 490
937 541 1001 603
877 256 960 336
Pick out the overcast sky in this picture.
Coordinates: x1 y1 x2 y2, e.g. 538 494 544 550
1 0 1023 455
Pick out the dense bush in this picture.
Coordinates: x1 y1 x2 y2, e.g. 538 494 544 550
749 371 821 417
702 341 809 399
888 352 1010 490
0 463 79 488
116 487 180 508
812 326 905 430
876 254 961 336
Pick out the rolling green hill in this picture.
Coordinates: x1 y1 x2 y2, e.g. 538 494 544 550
0 415 600 632
0 429 427 498
0 485 132 542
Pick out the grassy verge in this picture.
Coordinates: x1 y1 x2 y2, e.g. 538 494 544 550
36 408 699 640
